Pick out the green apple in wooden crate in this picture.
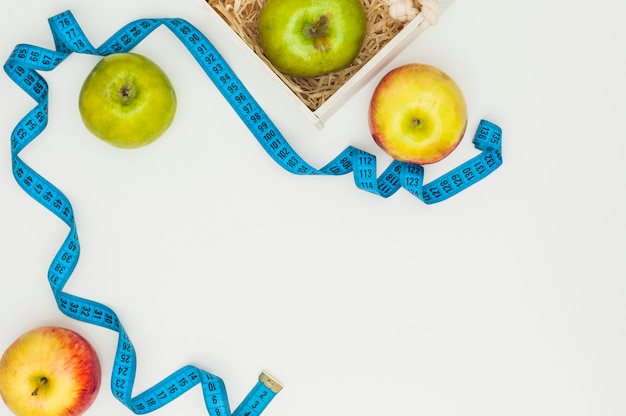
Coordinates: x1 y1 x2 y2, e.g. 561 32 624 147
258 0 367 77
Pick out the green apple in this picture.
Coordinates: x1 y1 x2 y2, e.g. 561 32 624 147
78 52 177 149
0 326 101 416
258 0 367 77
368 63 468 165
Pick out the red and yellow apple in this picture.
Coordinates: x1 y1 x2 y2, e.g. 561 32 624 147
0 326 101 416
368 63 468 165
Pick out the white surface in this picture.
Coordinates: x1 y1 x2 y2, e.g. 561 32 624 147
1 1 625 416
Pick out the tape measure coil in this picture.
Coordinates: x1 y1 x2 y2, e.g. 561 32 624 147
5 9 502 415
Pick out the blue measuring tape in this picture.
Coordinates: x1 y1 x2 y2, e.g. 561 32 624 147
4 9 502 415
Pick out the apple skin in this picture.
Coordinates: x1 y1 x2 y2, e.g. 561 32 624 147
258 0 367 77
79 52 177 149
0 326 101 416
369 64 468 165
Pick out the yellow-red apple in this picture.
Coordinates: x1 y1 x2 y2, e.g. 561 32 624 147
368 63 468 164
0 326 101 416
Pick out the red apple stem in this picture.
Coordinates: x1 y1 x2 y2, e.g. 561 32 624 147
31 377 48 396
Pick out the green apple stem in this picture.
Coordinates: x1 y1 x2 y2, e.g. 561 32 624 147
119 84 136 103
308 15 328 36
31 377 48 396
309 15 332 51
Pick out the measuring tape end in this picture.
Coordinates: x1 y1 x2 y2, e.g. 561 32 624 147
259 372 283 393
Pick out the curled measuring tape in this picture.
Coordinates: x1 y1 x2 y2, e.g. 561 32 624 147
4 8 502 415
5 10 288 416
7 10 504 205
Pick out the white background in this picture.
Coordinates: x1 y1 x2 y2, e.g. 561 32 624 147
1 0 625 415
